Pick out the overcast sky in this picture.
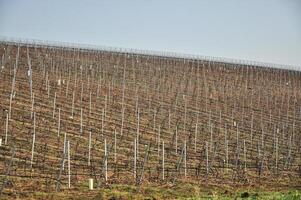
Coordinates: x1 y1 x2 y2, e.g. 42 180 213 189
0 0 300 67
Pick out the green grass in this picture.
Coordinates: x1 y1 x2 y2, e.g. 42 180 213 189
2 182 300 199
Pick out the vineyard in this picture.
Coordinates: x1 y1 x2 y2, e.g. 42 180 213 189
0 40 300 197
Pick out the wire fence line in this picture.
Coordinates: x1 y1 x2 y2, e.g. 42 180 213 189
0 35 300 71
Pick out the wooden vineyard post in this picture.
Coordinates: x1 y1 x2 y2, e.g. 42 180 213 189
285 136 292 169
137 109 140 158
210 123 213 152
243 140 246 171
168 109 171 132
134 138 137 181
104 95 107 118
236 124 239 153
57 108 61 137
30 112 36 169
121 107 124 136
71 91 75 118
162 140 165 180
153 111 156 131
67 140 71 188
114 130 117 162
275 137 278 174
251 113 254 150
219 110 222 135
226 140 229 173
8 93 12 120
184 141 187 178
108 82 111 103
45 71 48 94
122 61 126 107
261 125 264 149
206 141 209 176
53 92 56 118
65 74 69 98
101 108 104 136
157 126 161 157
104 138 108 182
135 93 138 115
28 63 33 98
89 92 92 116
80 108 83 134
62 132 67 170
31 93 35 119
224 124 227 151
175 126 178 155
5 113 8 145
194 123 198 153
80 83 83 105
47 74 50 97
88 131 91 166
184 96 187 132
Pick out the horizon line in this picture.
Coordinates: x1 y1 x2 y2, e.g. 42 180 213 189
0 35 300 71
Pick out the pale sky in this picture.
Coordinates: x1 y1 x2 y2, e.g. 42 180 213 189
0 0 300 67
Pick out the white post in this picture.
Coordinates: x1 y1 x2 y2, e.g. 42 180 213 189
31 93 35 119
88 131 91 166
71 91 75 118
9 93 12 120
226 140 229 172
210 123 213 152
114 130 117 162
134 138 137 180
184 141 187 178
67 140 71 188
243 139 246 171
62 131 67 170
122 64 125 106
251 113 253 149
121 107 124 136
80 108 83 134
162 140 165 180
89 92 92 116
194 123 198 153
5 112 8 145
275 137 278 173
136 108 140 158
53 92 56 118
89 178 93 190
101 108 104 136
80 83 83 105
47 76 50 97
236 124 239 152
104 138 108 182
153 111 156 131
206 141 209 176
31 112 36 168
65 77 69 98
157 126 160 157
104 95 107 118
168 109 171 131
57 108 61 137
184 98 187 132
175 126 178 155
